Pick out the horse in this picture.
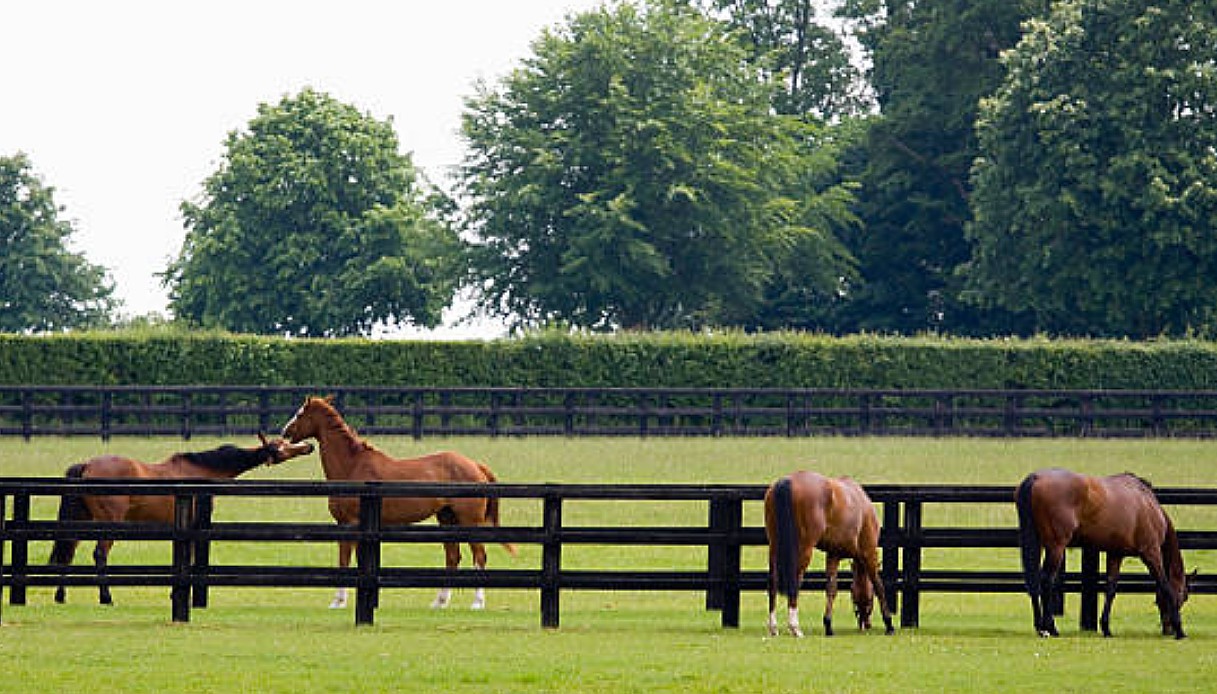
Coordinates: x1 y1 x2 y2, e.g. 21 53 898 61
1015 468 1193 639
280 395 516 610
764 470 895 637
48 434 314 604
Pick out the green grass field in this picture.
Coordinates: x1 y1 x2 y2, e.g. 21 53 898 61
3 436 1217 692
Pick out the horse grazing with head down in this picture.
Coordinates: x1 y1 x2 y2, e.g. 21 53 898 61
765 470 894 637
49 434 314 605
281 395 516 610
1015 468 1193 639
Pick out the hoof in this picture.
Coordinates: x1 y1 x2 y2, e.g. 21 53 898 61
328 599 348 609
470 600 485 610
885 625 895 636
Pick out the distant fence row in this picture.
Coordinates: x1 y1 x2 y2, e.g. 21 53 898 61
4 386 1217 439
3 479 1216 629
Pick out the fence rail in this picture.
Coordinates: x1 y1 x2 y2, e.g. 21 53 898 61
2 479 1216 629
5 385 1217 439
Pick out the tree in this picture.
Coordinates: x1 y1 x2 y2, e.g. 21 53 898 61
0 153 116 332
836 0 1046 335
966 0 1217 337
164 88 462 337
459 0 857 331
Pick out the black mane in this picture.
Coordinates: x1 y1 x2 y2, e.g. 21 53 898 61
180 444 274 474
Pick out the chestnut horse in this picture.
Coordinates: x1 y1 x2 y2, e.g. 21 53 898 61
1015 468 1192 638
48 434 314 604
765 471 894 637
280 395 515 610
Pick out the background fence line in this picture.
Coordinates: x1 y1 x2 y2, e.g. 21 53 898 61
3 479 1216 628
5 385 1217 439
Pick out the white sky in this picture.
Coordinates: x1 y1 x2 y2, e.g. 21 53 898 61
1 0 603 337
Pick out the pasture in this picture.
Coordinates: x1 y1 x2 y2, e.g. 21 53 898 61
3 435 1217 692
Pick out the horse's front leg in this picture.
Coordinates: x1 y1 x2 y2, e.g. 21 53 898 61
330 539 355 609
93 540 114 605
1100 554 1123 637
469 542 488 610
823 556 841 637
1144 555 1185 639
432 541 462 609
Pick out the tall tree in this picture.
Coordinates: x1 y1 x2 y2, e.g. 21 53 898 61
459 0 857 331
966 0 1217 337
838 0 1046 335
0 153 116 332
165 89 462 337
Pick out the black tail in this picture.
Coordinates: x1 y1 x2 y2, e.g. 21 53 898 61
48 463 89 566
772 476 801 601
1015 473 1041 596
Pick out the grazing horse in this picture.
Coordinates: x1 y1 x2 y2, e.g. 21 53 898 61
765 471 895 637
49 434 314 604
1015 468 1192 638
280 395 516 610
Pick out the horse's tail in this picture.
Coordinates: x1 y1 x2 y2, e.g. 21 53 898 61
770 476 801 601
1015 472 1041 596
49 463 90 566
477 463 517 557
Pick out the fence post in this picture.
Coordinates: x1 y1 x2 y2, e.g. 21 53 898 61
191 493 214 608
21 390 32 441
900 500 922 628
881 500 900 617
706 498 726 611
541 494 562 628
7 493 29 606
718 495 743 629
1 492 7 624
1079 546 1100 631
171 493 193 623
355 492 383 626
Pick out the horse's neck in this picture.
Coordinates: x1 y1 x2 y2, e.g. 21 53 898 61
157 456 244 479
316 420 367 480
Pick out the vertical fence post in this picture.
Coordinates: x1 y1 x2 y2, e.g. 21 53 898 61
706 498 726 611
900 499 922 628
8 493 29 606
171 493 193 623
355 492 383 626
881 500 901 617
1 492 7 624
191 493 214 608
541 494 563 629
1079 546 1100 631
718 494 743 629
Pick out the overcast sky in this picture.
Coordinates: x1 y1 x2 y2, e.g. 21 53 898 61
1 0 603 337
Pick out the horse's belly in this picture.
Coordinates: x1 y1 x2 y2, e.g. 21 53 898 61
329 496 442 525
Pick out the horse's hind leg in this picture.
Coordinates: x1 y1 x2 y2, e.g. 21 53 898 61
432 541 462 609
1038 546 1065 637
1100 554 1123 637
469 541 488 610
331 539 355 609
49 538 80 603
861 555 895 635
93 540 114 605
822 556 840 637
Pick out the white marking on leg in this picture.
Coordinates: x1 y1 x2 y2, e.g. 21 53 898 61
329 588 348 609
431 588 452 609
471 588 486 610
788 606 803 638
767 611 779 637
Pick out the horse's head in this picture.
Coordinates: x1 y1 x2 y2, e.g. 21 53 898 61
257 432 315 465
851 562 875 631
281 395 336 443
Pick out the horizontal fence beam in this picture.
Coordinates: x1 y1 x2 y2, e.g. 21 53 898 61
3 480 1217 630
5 386 1217 439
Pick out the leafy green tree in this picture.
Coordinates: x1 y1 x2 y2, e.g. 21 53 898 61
837 0 1045 335
0 153 116 332
165 88 462 337
459 0 857 331
966 0 1217 337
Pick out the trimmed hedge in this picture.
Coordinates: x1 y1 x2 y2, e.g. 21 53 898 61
3 331 1217 390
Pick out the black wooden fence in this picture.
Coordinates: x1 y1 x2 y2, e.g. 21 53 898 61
5 385 1217 439
3 479 1216 629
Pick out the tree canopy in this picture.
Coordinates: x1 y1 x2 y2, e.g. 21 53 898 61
966 0 1217 337
0 153 116 332
459 0 857 331
164 88 462 337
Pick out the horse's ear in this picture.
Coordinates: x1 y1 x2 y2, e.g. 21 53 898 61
257 432 269 446
324 394 337 404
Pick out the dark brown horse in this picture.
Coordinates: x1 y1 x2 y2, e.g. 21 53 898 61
1015 468 1192 638
49 434 314 604
765 471 894 637
280 395 515 610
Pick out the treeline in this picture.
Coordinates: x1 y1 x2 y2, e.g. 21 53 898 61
4 332 1217 390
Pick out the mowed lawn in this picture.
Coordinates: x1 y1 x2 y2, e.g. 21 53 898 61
3 435 1217 693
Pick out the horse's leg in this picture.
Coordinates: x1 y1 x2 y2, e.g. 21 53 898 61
50 538 80 604
93 540 114 605
1142 552 1185 639
1038 545 1065 637
767 542 780 636
431 541 462 609
331 540 355 609
1100 554 1123 637
469 540 488 610
862 554 895 635
822 556 841 636
787 546 812 638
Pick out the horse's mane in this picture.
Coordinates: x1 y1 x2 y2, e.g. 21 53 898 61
312 397 375 452
179 444 273 474
1119 472 1155 492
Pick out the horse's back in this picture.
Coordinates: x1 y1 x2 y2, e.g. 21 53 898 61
1028 468 1166 551
80 455 150 479
365 449 492 482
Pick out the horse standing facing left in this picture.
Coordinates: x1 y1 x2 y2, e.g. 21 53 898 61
765 470 895 637
1015 468 1192 638
48 434 314 604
